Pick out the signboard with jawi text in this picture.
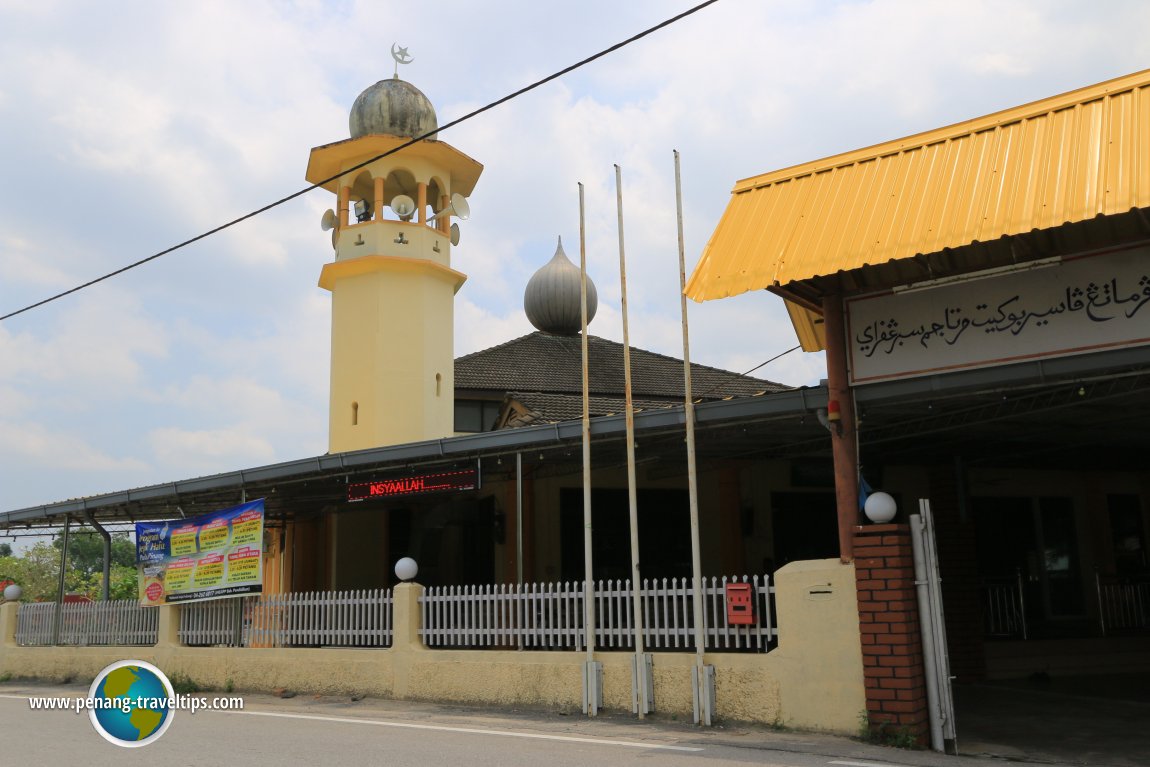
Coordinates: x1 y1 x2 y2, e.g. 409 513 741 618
846 246 1150 384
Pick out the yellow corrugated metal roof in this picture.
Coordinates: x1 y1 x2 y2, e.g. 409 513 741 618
784 298 824 353
686 68 1150 304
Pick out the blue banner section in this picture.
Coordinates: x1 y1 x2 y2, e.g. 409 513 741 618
135 499 265 606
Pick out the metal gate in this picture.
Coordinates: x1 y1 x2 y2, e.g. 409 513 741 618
910 499 958 754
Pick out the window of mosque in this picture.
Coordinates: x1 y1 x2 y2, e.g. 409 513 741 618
454 400 501 433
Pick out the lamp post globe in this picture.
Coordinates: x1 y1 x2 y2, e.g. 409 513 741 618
394 557 419 582
864 491 898 524
3 583 22 602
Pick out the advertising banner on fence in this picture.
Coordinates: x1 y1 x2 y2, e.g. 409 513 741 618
135 499 264 607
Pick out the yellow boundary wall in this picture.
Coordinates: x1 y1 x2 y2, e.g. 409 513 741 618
0 560 865 733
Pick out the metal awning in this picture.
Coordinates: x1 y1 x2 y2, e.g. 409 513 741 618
0 388 827 531
7 346 1150 533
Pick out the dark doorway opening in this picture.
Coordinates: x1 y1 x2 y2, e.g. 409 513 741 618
770 491 839 568
974 495 1087 637
559 488 691 582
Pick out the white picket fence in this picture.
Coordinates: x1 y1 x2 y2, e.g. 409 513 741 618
420 575 776 652
178 589 393 648
15 600 158 646
179 597 252 647
14 579 774 652
248 589 393 647
421 581 585 649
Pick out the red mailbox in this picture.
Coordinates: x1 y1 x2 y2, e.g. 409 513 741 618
725 582 755 625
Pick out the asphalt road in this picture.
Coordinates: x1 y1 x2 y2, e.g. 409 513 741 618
0 682 1067 767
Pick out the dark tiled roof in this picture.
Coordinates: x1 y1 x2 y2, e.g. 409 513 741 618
456 332 786 401
505 391 678 425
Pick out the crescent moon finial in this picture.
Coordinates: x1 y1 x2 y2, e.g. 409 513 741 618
391 42 414 78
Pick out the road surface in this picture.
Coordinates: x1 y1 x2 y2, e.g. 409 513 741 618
0 682 1022 767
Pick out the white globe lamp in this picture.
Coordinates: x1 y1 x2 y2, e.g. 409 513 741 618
864 491 898 524
394 557 419 582
3 583 22 602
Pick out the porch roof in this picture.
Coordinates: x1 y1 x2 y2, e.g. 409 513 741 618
686 69 1150 351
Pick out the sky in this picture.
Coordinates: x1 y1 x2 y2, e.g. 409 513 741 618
2 0 1150 514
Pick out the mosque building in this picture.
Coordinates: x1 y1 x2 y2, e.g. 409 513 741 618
9 59 1147 747
0 67 801 595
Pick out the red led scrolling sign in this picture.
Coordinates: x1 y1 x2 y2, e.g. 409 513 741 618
347 465 481 502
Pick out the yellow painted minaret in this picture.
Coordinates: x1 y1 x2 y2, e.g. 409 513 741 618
307 55 482 452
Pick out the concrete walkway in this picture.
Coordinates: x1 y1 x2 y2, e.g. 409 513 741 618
954 674 1150 767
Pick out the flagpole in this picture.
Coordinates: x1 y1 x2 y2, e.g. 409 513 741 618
579 182 600 716
615 164 648 717
675 149 710 724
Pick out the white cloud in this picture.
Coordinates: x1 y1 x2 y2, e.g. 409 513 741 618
455 299 534 357
0 235 73 288
968 53 1032 78
147 426 277 473
0 290 167 391
0 420 148 473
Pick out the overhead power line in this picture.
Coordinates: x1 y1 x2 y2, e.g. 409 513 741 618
696 344 803 400
1 0 722 322
735 344 803 380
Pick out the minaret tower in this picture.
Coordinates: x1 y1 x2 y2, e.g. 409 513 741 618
307 51 482 452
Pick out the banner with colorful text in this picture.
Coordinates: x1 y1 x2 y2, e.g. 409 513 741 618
135 499 264 606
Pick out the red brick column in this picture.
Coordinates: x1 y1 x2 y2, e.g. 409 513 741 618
854 523 929 745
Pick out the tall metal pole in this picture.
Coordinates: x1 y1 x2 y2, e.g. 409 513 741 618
516 452 524 586
52 519 70 645
675 150 710 724
580 182 595 655
579 182 599 716
615 164 648 717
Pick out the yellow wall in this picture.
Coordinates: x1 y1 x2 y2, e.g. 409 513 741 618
323 255 463 452
0 560 864 732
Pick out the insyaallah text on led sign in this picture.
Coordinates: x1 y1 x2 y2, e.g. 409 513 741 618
347 466 480 502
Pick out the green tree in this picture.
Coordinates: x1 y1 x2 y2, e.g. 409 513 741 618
52 530 136 578
0 543 11 558
106 564 139 601
0 535 139 602
0 542 83 601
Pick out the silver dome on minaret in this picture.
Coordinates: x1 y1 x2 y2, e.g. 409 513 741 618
524 237 597 335
349 76 438 139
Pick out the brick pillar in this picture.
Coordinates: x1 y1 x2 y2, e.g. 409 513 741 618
854 523 929 746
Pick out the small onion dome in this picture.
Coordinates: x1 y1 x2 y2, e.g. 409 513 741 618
349 76 438 139
524 237 598 335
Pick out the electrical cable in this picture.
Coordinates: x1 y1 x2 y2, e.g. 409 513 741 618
695 344 802 400
1 0 722 322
